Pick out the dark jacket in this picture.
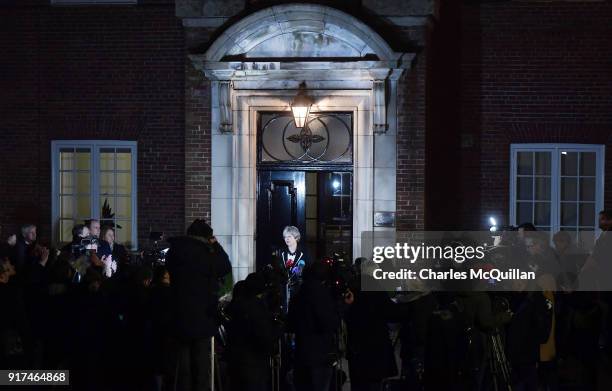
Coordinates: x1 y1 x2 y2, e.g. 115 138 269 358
14 236 37 272
0 282 29 365
97 241 130 264
226 295 283 369
166 236 232 338
345 284 402 382
288 278 339 366
506 291 552 366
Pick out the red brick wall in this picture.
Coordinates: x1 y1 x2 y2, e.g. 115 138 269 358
184 61 211 227
397 43 428 231
0 3 185 247
456 1 612 229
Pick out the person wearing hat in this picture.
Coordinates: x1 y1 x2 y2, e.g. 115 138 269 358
165 219 232 391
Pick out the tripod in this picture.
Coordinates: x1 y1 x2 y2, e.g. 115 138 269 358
270 338 282 391
487 332 512 391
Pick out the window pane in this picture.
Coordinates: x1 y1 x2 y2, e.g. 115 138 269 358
60 149 74 170
76 196 91 218
534 203 551 226
100 150 115 171
580 152 596 176
561 203 577 226
100 173 114 195
76 173 90 194
535 177 551 200
561 152 578 176
60 219 74 243
116 149 132 171
535 152 551 175
115 197 131 219
517 177 533 200
75 149 91 170
116 173 131 195
561 178 577 201
579 203 595 226
517 152 533 175
60 196 74 218
579 178 595 201
114 222 131 246
259 112 353 164
517 202 533 225
60 172 74 194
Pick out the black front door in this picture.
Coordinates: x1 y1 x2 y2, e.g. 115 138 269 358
256 170 305 270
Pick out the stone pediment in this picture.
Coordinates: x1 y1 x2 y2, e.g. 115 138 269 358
191 3 414 135
204 4 402 62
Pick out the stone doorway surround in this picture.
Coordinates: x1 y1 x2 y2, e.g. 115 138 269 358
189 4 414 280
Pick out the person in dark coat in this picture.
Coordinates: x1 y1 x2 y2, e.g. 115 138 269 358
97 226 130 268
0 259 29 369
150 266 174 391
397 289 438 390
70 268 118 391
505 280 553 391
344 275 403 391
288 261 340 391
165 219 232 391
226 273 283 391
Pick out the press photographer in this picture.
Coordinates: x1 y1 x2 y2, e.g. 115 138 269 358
57 223 105 278
165 219 232 391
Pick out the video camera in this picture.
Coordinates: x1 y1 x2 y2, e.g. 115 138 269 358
71 236 99 258
141 231 168 268
322 251 355 297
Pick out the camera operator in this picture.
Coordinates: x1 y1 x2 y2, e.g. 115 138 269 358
58 223 104 278
287 261 343 391
85 219 101 240
60 224 89 252
165 219 232 391
226 273 284 391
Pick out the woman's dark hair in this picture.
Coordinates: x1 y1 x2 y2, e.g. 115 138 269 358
100 226 114 242
245 272 266 296
600 210 612 220
231 280 248 302
187 219 213 238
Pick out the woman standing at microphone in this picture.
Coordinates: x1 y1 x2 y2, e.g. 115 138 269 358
280 226 310 306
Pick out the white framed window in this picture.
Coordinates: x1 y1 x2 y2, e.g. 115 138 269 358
51 140 138 249
510 143 605 243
